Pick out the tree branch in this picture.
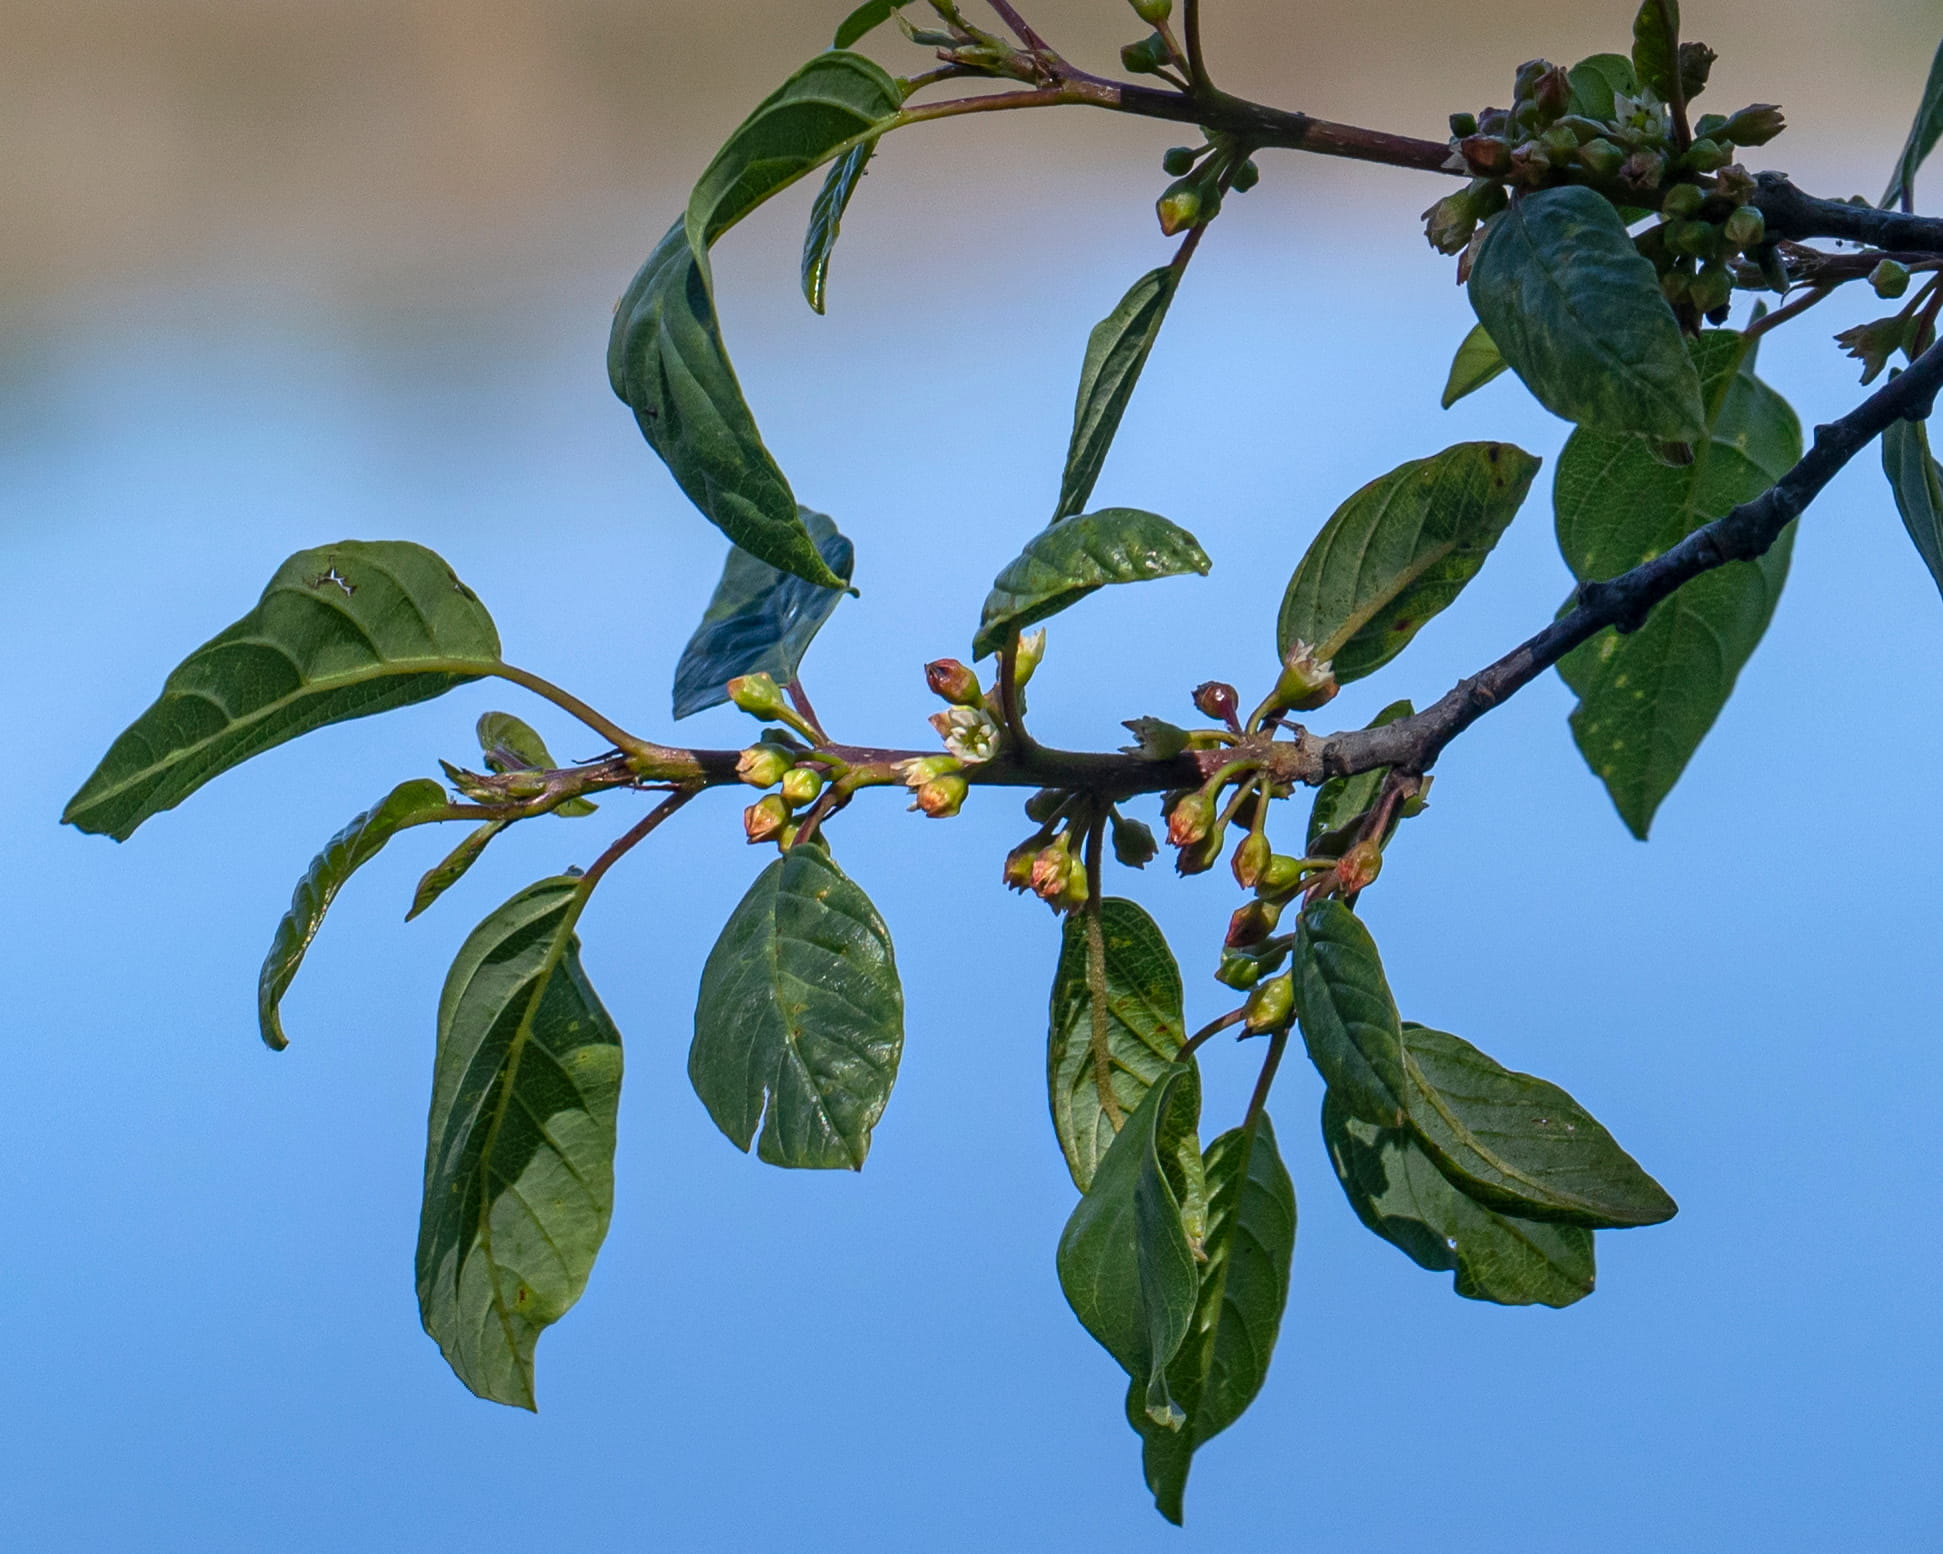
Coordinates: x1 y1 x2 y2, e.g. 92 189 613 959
1755 174 1943 252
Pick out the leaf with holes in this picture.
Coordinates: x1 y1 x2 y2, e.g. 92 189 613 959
1440 323 1508 409
1400 1024 1677 1229
1883 37 1943 210
1323 1091 1596 1308
1276 442 1539 682
1295 899 1406 1128
64 541 501 841
973 508 1210 660
417 876 622 1410
1556 329 1801 837
1469 186 1705 442
802 140 878 314
258 778 448 1050
672 510 855 719
1056 266 1182 521
1882 415 1943 600
1134 1112 1295 1526
690 846 903 1169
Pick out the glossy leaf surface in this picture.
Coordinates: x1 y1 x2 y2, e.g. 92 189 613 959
1294 899 1405 1128
418 877 622 1409
1468 186 1705 442
1401 1024 1677 1229
1882 415 1943 600
672 510 854 719
691 847 903 1169
1057 1064 1202 1434
1135 1114 1295 1525
973 508 1210 660
1056 266 1182 521
1305 700 1412 856
1277 441 1539 680
258 779 447 1050
1883 37 1943 209
1556 330 1800 836
1440 323 1508 409
801 140 876 314
64 541 500 841
1049 899 1187 1191
1324 1092 1595 1308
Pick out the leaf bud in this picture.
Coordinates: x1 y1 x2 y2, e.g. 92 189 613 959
1661 182 1705 219
1680 138 1730 174
1255 853 1307 896
1335 839 1384 894
1230 156 1261 194
1231 830 1272 889
1458 135 1512 178
727 672 787 720
1129 0 1172 23
1723 205 1766 250
1120 31 1170 75
1449 111 1478 138
1225 898 1282 949
1191 680 1241 728
1215 950 1264 990
1122 716 1191 761
1015 627 1047 685
1161 145 1198 176
1871 258 1912 300
1719 104 1786 147
930 705 1001 763
1271 640 1339 714
1166 790 1214 848
744 794 790 845
1243 973 1295 1034
1576 138 1624 179
1679 41 1718 101
736 743 794 789
1111 811 1159 869
914 774 968 818
925 657 984 707
780 766 824 807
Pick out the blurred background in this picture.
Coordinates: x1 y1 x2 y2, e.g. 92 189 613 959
4 1 1941 1549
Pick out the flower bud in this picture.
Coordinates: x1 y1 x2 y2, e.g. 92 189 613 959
1023 788 1064 824
1679 41 1718 100
736 743 793 789
744 794 789 845
1400 775 1434 819
1230 156 1261 193
1003 840 1038 892
1458 135 1512 178
1506 142 1552 183
925 658 984 707
727 672 787 719
1531 65 1571 123
1271 641 1339 714
1029 834 1073 896
1120 31 1170 75
1216 950 1264 990
780 767 824 807
1837 316 1913 385
1243 974 1295 1033
1691 262 1734 315
1693 112 1729 142
1449 111 1478 138
1872 258 1912 300
1014 628 1047 685
1225 898 1282 949
1192 680 1240 728
1161 145 1198 177
1166 791 1214 848
1156 175 1213 236
1130 0 1172 23
1256 853 1307 897
930 706 1001 763
1111 811 1158 869
1511 58 1550 104
1661 182 1705 219
1713 164 1757 205
1681 137 1730 173
1336 839 1384 894
1576 138 1624 179
1174 832 1223 876
1423 190 1480 256
914 774 968 818
1122 716 1190 761
1476 107 1508 137
1723 205 1765 250
1538 125 1580 164
1618 149 1667 193
1231 830 1272 889
1719 104 1786 147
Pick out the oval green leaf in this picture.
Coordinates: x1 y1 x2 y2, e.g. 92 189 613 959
1630 0 1681 103
973 508 1210 660
1056 265 1182 521
1468 186 1705 442
1048 899 1187 1192
1323 1091 1596 1309
1567 52 1640 121
690 846 903 1170
1882 414 1943 600
802 140 877 314
671 510 854 720
64 541 502 841
1440 322 1508 409
833 0 915 49
417 876 622 1410
1276 441 1539 681
1883 36 1943 209
1294 898 1406 1128
1400 1024 1677 1229
257 778 448 1050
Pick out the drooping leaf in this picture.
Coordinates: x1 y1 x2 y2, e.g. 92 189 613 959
1294 898 1405 1128
1883 37 1943 210
257 778 448 1050
802 140 877 313
1323 1091 1596 1309
64 541 502 841
1566 52 1640 121
1399 1024 1677 1229
1055 266 1182 521
1440 323 1509 409
1277 441 1539 681
1882 414 1943 599
1135 1113 1296 1526
408 820 509 922
1556 330 1801 836
1630 0 1681 103
1305 700 1412 856
476 711 595 817
973 508 1210 660
417 876 622 1410
1049 899 1187 1192
608 54 904 589
690 846 903 1169
1057 1064 1203 1434
1468 186 1706 443
832 0 915 50
671 510 855 720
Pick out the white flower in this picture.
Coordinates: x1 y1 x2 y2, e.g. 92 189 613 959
929 706 1000 764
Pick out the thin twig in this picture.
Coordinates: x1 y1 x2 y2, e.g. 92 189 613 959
1182 0 1209 94
785 678 830 744
1242 1028 1289 1128
580 786 700 891
1179 1006 1246 1060
1743 284 1833 340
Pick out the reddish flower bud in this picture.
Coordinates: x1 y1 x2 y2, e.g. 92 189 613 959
736 744 793 788
744 794 789 845
924 658 984 708
1192 680 1241 729
1336 839 1384 894
1232 831 1272 889
780 767 824 807
1167 791 1214 848
1225 898 1282 949
914 774 968 818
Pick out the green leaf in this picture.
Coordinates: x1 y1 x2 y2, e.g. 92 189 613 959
408 820 509 922
1630 0 1680 103
1055 266 1182 521
671 510 855 720
1399 1024 1678 1229
1135 1113 1296 1526
690 846 903 1169
608 54 904 589
801 140 878 314
1566 52 1640 122
1883 38 1943 210
1305 700 1412 857
1322 1091 1596 1309
1882 414 1943 599
973 508 1210 660
257 779 448 1050
476 712 595 817
1276 441 1540 681
1294 898 1406 1128
832 0 914 50
1468 186 1706 443
1556 330 1801 836
1440 322 1509 409
1048 899 1187 1192
417 876 622 1409
1057 1064 1203 1434
64 541 502 841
